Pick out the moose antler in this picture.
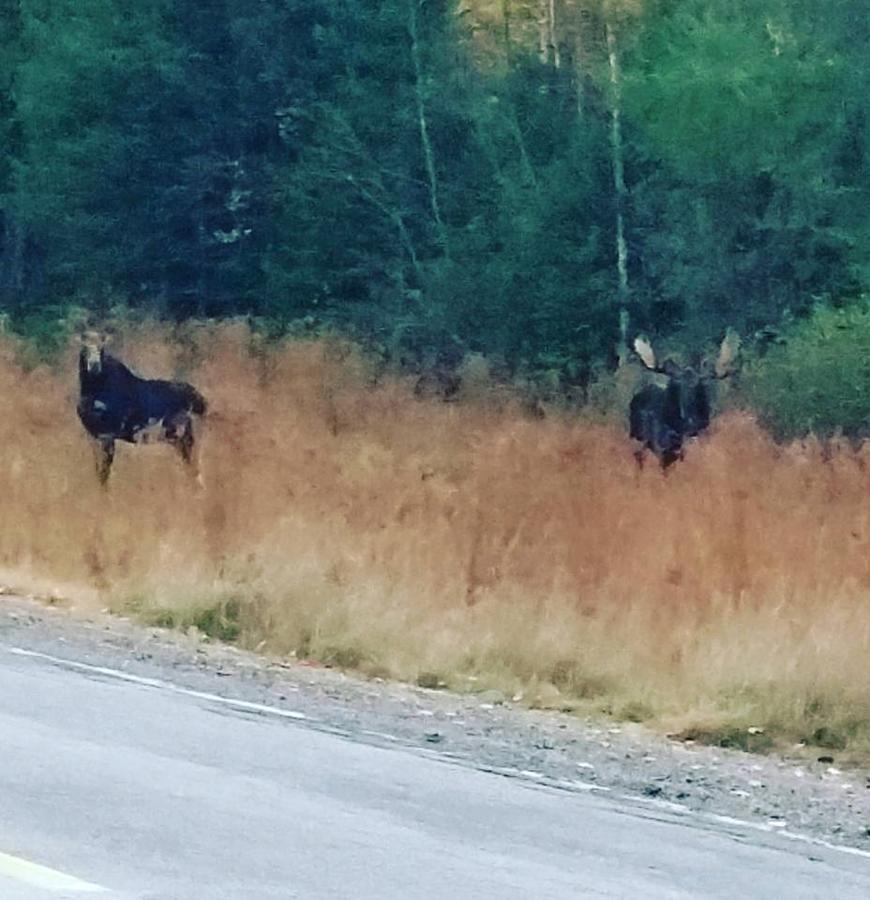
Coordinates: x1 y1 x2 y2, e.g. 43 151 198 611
633 336 657 371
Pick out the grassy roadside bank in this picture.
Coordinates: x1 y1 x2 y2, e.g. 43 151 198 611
2 321 870 761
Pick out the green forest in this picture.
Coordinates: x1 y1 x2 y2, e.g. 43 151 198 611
1 0 868 434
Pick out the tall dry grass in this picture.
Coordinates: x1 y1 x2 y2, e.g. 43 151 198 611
2 321 870 751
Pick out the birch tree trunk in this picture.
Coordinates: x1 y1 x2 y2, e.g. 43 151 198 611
502 0 512 58
573 6 588 121
537 0 561 67
408 0 450 261
538 0 549 63
549 0 561 68
606 19 630 365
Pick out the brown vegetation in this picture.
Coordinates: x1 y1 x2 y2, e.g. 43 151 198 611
2 322 870 754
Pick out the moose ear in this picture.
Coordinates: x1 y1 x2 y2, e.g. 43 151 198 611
715 328 741 378
633 336 657 370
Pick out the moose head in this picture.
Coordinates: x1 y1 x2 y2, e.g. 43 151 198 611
79 329 111 376
629 330 740 468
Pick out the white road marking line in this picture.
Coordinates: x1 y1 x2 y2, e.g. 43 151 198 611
5 646 307 722
7 645 870 864
359 729 402 742
0 850 107 893
619 793 870 861
706 814 870 861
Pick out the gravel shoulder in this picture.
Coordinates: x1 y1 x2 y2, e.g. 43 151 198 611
2 593 869 855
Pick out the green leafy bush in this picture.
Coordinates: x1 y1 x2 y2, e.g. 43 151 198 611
745 301 870 439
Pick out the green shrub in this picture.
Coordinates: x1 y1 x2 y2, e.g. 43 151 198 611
745 300 870 439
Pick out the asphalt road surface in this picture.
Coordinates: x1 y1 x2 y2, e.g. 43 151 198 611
2 646 870 899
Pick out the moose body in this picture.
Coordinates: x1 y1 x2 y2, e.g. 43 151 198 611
77 334 207 485
629 333 738 469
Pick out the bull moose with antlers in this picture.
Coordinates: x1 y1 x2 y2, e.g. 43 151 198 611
629 331 740 469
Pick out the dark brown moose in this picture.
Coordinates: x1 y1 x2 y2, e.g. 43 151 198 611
629 331 739 469
77 331 207 486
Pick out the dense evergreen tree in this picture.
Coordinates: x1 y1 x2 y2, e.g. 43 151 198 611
0 0 866 404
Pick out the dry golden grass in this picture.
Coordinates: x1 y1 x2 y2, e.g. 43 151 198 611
2 320 870 754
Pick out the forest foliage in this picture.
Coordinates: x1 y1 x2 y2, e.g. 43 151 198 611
0 0 867 433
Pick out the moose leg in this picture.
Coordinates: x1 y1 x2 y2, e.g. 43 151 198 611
94 437 115 486
173 417 204 488
176 421 194 464
661 446 683 473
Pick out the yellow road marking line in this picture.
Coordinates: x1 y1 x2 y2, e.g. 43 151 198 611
0 850 107 893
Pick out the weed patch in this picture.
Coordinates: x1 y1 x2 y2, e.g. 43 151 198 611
674 726 776 754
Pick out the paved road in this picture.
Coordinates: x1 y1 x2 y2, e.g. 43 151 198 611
1 648 870 899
